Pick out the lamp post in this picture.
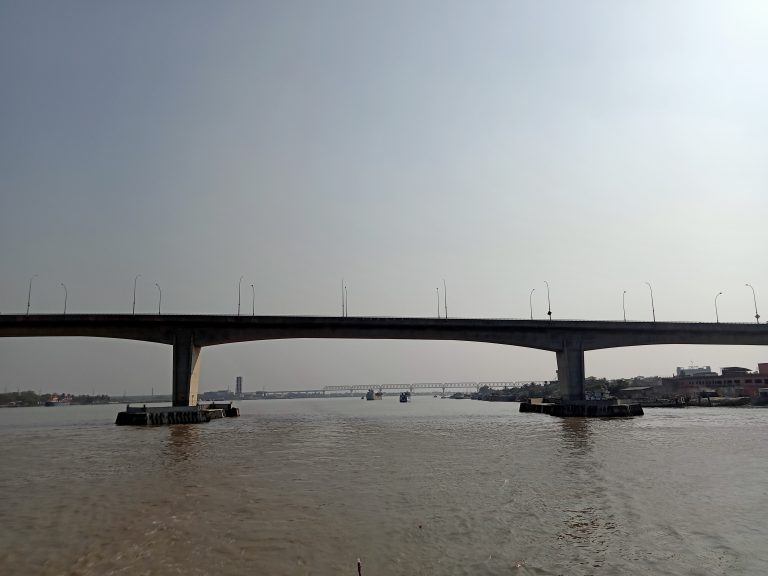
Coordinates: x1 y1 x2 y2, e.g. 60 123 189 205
250 284 255 316
341 278 345 317
132 274 141 315
237 276 244 316
155 283 162 315
60 282 68 315
714 291 723 323
26 274 38 315
529 288 535 320
443 279 448 319
344 285 348 316
436 287 440 318
544 281 551 320
622 290 627 322
745 284 760 324
645 282 656 322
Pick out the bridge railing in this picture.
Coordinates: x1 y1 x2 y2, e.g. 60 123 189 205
3 313 763 325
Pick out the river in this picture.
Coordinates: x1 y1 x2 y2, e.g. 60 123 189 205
1 398 766 575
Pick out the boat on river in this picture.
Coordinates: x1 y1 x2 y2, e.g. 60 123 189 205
45 395 71 407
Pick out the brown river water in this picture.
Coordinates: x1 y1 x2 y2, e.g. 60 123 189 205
1 398 767 576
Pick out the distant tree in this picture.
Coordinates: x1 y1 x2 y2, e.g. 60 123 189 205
585 377 608 392
608 379 629 395
0 390 41 406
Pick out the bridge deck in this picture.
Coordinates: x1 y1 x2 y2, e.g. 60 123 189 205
1 314 766 351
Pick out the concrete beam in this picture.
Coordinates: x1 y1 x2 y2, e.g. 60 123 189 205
3 315 768 352
172 332 201 407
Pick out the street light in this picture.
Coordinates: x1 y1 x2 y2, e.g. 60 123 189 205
745 284 760 324
237 276 244 316
26 274 38 315
443 279 448 319
622 290 627 322
344 284 348 316
155 283 162 315
714 291 723 323
132 274 141 315
529 288 535 320
250 284 255 316
60 283 68 315
341 278 345 317
436 287 440 318
544 281 552 320
645 282 656 322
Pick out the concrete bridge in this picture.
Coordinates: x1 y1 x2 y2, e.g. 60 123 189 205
1 314 766 406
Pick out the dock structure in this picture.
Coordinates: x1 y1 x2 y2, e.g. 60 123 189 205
520 398 643 417
115 402 240 426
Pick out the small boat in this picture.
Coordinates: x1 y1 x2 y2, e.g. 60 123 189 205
399 392 411 403
365 389 382 401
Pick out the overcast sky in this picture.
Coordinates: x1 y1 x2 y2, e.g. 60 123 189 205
1 1 767 395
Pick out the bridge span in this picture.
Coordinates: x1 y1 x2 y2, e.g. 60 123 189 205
1 314 766 406
323 381 551 395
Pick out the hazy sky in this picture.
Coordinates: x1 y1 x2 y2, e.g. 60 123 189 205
1 1 767 395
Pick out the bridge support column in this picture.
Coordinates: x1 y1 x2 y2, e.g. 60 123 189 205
173 332 201 406
556 343 585 402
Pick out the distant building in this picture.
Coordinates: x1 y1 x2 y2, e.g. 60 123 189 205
235 376 243 396
721 367 751 377
661 363 768 398
675 365 716 377
200 389 235 401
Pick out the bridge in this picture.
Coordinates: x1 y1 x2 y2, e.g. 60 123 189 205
323 381 550 395
1 314 766 406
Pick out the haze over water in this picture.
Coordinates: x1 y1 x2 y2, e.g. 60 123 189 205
1 399 766 576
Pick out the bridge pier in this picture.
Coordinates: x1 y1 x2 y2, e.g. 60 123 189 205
172 332 201 406
520 342 643 417
556 342 585 402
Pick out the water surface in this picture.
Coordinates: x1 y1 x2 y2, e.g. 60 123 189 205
1 399 766 575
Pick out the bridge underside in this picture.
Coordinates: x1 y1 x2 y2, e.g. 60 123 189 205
168 340 588 405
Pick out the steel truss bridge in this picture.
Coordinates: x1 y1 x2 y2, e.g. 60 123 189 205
322 381 551 394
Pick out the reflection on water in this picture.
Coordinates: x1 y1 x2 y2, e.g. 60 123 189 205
1 400 768 575
558 417 593 455
554 417 611 572
164 422 203 463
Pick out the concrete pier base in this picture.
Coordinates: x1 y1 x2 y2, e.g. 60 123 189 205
520 398 643 418
115 402 240 426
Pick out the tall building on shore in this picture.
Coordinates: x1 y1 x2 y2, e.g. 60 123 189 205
235 376 243 396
